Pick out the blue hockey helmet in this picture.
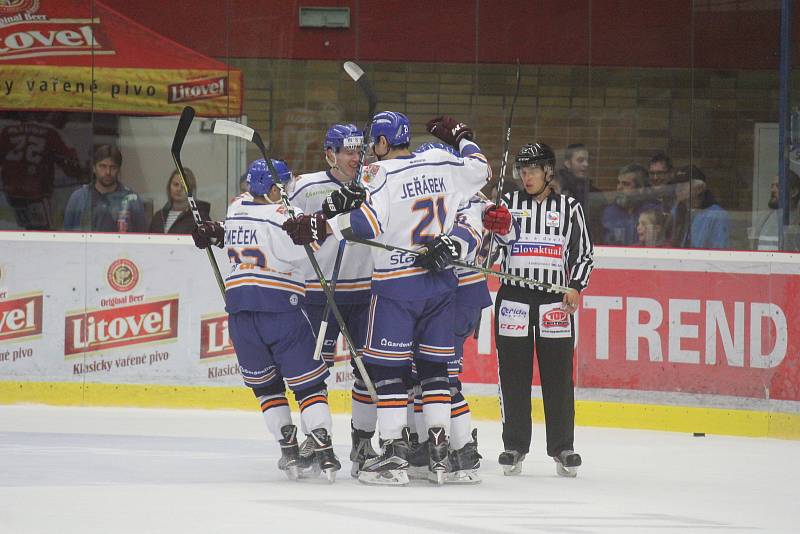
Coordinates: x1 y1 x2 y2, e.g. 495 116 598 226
324 123 363 152
246 158 292 196
370 111 410 147
413 142 458 157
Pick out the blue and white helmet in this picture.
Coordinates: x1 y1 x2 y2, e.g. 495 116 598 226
414 142 459 157
370 111 410 147
325 123 363 152
246 158 292 197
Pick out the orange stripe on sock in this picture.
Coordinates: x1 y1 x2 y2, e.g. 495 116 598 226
260 398 289 412
377 400 408 408
299 395 327 411
351 391 373 404
423 395 451 404
450 405 471 417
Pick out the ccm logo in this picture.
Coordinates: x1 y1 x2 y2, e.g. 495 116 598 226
64 298 178 355
0 294 43 342
499 324 526 331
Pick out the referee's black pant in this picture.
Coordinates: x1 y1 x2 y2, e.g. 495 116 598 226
494 284 575 458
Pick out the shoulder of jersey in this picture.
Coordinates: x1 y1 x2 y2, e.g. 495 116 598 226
361 163 385 186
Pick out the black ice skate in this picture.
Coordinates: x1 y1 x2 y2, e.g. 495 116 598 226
446 428 482 484
554 449 581 478
308 428 341 483
297 434 321 479
406 431 430 481
277 424 301 480
349 424 378 478
357 429 410 486
427 427 449 485
498 449 526 476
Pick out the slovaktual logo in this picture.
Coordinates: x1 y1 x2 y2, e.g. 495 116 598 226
199 313 235 359
64 297 178 356
107 258 139 293
168 76 228 104
0 293 43 343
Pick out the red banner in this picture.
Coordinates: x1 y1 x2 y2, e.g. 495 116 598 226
460 266 800 402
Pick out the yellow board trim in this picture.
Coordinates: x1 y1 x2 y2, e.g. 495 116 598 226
1 381 798 439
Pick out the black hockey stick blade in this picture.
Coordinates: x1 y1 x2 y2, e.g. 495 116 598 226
171 106 195 165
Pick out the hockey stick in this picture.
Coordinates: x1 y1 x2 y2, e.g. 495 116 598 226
483 60 521 269
211 119 378 401
347 235 571 294
171 106 226 302
312 60 378 361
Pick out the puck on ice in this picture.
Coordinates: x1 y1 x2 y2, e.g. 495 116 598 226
693 432 705 437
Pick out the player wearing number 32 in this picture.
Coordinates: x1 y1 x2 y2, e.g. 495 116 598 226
493 143 594 478
294 111 490 485
191 158 341 482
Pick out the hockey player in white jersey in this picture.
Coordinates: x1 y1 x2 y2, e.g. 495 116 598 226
290 112 490 485
406 143 519 484
288 123 378 477
191 158 341 482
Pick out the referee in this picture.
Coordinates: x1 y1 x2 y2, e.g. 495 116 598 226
493 143 594 477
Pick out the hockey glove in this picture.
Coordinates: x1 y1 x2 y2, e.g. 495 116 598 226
321 183 366 219
483 205 512 234
426 115 474 149
413 234 461 272
282 213 328 245
192 221 224 249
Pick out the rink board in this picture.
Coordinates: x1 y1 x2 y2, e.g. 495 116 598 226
1 232 799 438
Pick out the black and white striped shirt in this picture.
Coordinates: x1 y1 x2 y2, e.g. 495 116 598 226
499 189 594 292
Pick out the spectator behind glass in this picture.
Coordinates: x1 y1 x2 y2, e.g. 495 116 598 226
647 152 677 209
149 167 210 234
0 111 81 230
636 208 670 247
749 170 800 251
671 165 730 249
554 143 590 204
63 145 145 233
600 164 661 245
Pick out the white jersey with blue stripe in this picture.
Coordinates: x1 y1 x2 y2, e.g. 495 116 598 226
223 195 309 313
329 141 490 300
289 170 373 304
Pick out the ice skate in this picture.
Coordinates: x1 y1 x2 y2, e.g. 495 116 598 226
277 425 301 480
349 425 378 478
297 434 322 479
498 449 526 476
406 432 430 481
358 429 410 486
446 429 482 484
308 428 341 483
427 427 449 485
554 449 581 478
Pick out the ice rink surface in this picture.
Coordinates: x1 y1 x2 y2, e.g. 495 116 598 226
0 405 795 534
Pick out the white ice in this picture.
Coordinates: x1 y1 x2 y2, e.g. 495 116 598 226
0 405 795 534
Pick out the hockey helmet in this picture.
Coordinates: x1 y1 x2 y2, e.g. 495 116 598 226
246 158 292 197
324 123 363 152
513 143 556 180
414 142 458 157
370 111 410 147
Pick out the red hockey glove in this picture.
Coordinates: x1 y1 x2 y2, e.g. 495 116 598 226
282 213 328 245
425 116 474 149
192 221 224 249
483 205 512 234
